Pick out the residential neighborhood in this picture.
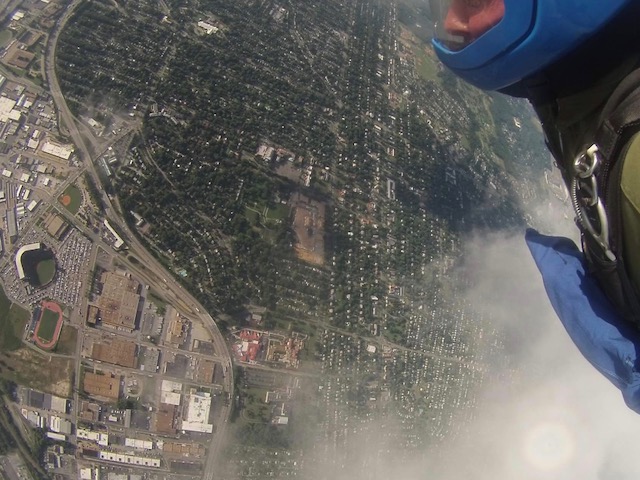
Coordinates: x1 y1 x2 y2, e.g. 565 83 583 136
0 0 561 479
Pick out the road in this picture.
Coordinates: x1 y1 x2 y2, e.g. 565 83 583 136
43 1 235 477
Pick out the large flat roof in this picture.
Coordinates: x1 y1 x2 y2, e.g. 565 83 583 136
97 271 140 331
91 338 137 368
83 372 121 400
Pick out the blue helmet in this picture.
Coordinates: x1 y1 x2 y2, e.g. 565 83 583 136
431 0 635 91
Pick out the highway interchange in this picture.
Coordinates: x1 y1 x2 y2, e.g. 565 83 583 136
40 0 235 476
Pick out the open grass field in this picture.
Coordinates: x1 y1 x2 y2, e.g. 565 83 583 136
0 30 12 48
147 290 167 310
413 44 439 82
59 184 82 214
399 24 439 83
55 326 77 355
36 258 55 285
238 386 270 424
246 203 290 227
0 285 29 352
265 204 289 221
245 207 260 226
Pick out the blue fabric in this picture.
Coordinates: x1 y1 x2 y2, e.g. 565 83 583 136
525 228 640 413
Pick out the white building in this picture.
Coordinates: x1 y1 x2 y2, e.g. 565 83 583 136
161 379 182 406
41 140 74 160
49 416 72 435
77 428 109 447
97 451 160 467
125 438 154 450
197 21 218 34
181 390 213 433
26 199 39 212
0 97 21 122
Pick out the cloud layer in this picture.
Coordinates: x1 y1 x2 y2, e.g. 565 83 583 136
428 228 640 480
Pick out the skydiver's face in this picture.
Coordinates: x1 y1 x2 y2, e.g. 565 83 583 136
443 0 505 49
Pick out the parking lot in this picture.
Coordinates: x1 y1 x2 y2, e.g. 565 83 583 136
1 226 92 312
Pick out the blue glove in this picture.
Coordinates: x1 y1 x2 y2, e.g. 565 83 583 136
525 228 640 413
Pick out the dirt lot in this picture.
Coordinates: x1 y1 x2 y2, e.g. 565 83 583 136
290 193 325 266
0 348 73 396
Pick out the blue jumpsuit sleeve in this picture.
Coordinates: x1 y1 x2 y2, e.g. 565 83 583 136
525 228 640 413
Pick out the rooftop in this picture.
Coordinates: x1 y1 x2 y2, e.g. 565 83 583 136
83 372 121 400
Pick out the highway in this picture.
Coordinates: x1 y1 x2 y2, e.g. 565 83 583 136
42 1 235 477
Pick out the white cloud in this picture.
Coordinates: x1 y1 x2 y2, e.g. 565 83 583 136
428 228 640 480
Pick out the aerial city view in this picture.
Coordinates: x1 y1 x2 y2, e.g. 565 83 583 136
0 0 616 479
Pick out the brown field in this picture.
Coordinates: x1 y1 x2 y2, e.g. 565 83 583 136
275 163 303 183
56 325 78 356
291 193 325 266
0 348 73 396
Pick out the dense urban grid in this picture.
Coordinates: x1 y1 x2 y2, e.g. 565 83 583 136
0 0 560 478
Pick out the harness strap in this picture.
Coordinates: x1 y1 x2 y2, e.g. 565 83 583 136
583 69 640 326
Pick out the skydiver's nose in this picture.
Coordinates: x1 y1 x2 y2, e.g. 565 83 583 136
444 0 471 37
442 0 505 47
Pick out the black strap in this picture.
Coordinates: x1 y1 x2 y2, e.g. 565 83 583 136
596 82 640 158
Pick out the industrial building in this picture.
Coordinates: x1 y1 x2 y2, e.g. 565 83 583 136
40 138 74 161
96 271 141 332
20 387 68 413
43 212 69 240
83 372 121 401
180 390 213 434
91 337 137 368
